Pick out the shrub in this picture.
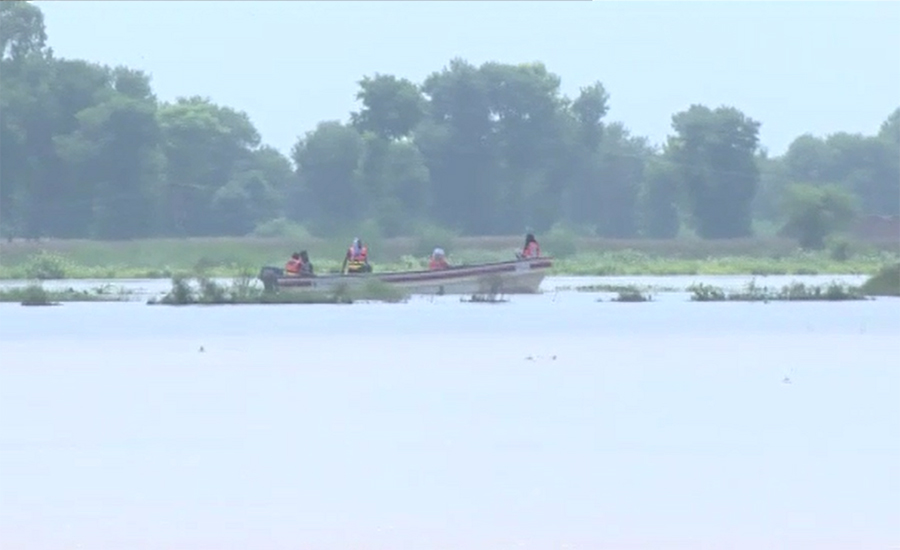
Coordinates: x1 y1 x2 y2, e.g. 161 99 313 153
23 251 74 279
861 264 900 296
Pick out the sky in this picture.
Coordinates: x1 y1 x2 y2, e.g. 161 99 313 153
34 0 900 158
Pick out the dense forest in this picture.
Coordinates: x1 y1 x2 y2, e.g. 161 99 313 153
1 1 898 248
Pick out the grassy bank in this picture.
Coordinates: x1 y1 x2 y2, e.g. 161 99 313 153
0 236 897 280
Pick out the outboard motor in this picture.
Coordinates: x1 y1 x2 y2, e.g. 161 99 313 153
258 266 282 292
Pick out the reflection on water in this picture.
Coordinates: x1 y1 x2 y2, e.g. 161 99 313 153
0 276 898 549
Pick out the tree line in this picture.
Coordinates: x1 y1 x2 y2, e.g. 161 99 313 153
2 1 898 248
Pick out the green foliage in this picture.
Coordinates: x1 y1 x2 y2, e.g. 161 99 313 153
668 105 761 239
0 1 47 62
150 273 408 305
22 251 74 279
351 74 425 140
860 263 900 296
18 283 52 306
0 2 896 246
612 288 652 302
782 129 899 218
687 283 728 301
780 183 859 250
689 280 866 302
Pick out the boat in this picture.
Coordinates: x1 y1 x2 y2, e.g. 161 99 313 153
258 257 553 296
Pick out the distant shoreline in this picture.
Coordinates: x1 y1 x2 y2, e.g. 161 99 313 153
0 236 896 280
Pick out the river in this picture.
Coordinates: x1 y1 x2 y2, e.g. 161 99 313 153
1 275 898 549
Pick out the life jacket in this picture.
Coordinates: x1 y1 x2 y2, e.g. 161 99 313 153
429 257 449 270
523 241 540 258
285 258 302 274
348 244 368 263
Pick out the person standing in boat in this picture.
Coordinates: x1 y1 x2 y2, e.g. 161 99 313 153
518 233 541 259
429 248 450 270
342 237 371 274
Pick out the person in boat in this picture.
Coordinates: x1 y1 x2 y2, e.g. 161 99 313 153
428 248 450 270
298 250 314 276
284 252 303 275
342 237 372 274
517 233 541 259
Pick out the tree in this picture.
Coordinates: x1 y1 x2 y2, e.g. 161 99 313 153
157 96 261 236
753 150 791 223
2 4 895 244
571 82 609 151
357 133 431 236
668 105 761 238
58 85 166 239
0 0 47 62
639 157 680 239
419 58 498 234
879 107 899 145
479 61 569 233
291 121 365 234
350 74 425 140
780 183 859 250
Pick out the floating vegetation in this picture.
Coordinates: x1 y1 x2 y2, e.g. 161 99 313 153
148 274 408 305
688 280 867 302
461 293 509 304
577 283 675 293
610 288 653 302
0 282 132 306
860 263 900 297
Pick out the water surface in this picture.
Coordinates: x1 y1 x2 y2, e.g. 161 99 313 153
1 276 898 549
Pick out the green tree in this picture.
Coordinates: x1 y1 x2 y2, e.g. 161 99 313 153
350 74 425 140
780 183 859 250
480 61 569 232
571 81 609 151
55 69 166 239
358 134 431 236
668 104 761 238
157 96 261 236
0 0 47 62
419 58 498 234
639 156 680 239
209 146 293 236
878 107 899 145
291 121 365 234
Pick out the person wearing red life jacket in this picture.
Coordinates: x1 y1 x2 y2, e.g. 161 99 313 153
428 248 450 270
342 237 371 274
520 233 541 259
284 252 303 275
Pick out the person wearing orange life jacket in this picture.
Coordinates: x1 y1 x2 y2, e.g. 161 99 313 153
519 233 541 259
284 252 303 275
342 237 372 274
428 248 450 270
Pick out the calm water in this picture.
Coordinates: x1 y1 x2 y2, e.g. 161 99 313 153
1 276 898 550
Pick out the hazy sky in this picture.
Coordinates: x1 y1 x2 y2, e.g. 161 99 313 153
35 1 900 157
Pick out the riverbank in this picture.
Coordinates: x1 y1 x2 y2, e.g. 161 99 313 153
0 236 897 280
